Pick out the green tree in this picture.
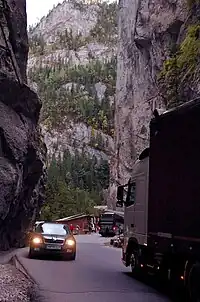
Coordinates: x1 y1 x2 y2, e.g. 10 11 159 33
40 150 109 220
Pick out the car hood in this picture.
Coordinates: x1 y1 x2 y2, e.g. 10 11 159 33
41 233 66 239
40 233 75 240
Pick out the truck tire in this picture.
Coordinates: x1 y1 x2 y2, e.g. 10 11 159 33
188 263 200 302
130 250 140 275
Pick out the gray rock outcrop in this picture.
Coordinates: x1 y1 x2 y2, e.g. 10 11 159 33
0 0 46 249
109 0 200 209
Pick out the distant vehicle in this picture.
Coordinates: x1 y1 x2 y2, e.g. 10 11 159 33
28 222 76 260
98 212 123 237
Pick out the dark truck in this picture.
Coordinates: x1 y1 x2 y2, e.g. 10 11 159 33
99 212 123 237
117 98 200 301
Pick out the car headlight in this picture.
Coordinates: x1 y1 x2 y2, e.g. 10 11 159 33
32 237 43 244
65 239 75 246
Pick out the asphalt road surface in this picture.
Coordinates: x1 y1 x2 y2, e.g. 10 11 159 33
18 234 174 302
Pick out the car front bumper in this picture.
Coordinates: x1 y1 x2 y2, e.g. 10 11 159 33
30 244 76 256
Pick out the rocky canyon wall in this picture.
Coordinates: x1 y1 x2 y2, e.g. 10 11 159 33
27 0 117 215
0 0 46 249
109 0 200 209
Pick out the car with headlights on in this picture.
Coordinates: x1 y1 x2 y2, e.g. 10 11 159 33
29 222 76 260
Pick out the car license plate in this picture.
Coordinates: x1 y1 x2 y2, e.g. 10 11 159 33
46 245 61 250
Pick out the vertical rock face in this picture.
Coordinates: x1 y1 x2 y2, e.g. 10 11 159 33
0 0 46 249
109 0 200 209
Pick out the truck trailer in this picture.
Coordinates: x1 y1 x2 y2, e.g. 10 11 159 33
116 98 200 302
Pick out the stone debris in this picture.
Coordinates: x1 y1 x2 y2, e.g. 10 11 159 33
0 263 33 302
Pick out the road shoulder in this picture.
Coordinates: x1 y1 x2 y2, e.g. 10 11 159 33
0 262 33 301
0 248 41 302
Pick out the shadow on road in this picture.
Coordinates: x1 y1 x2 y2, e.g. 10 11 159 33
27 254 73 262
124 271 187 302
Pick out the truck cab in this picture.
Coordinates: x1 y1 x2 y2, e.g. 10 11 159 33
98 212 124 237
117 149 149 267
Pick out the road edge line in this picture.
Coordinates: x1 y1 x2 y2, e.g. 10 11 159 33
11 255 39 285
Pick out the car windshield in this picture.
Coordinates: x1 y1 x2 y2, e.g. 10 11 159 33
35 223 69 235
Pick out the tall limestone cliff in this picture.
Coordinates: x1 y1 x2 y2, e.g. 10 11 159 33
0 0 46 249
27 0 117 218
109 0 200 209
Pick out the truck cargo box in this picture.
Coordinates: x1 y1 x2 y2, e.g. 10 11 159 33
148 98 200 245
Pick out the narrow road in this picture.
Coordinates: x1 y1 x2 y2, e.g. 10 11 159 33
18 234 172 302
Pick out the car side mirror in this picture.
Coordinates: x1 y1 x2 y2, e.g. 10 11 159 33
116 186 124 207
